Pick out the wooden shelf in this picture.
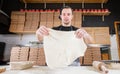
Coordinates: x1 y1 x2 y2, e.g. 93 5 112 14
20 0 108 3
82 12 110 16
9 31 36 34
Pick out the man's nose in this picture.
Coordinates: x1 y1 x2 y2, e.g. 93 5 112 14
64 15 68 18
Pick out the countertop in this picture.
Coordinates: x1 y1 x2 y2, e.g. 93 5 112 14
0 65 120 74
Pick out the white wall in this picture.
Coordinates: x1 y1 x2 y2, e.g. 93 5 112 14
110 34 119 60
0 34 38 61
0 34 119 61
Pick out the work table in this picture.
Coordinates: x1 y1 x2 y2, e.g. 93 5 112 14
0 65 120 74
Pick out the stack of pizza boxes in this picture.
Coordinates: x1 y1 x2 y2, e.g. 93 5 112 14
10 47 29 62
29 47 46 66
80 47 101 66
24 11 39 32
10 46 46 66
9 11 25 32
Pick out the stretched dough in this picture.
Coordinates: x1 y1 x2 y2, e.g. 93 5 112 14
43 29 87 68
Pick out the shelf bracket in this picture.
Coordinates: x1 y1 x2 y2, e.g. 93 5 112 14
24 3 27 9
44 3 46 9
101 3 104 8
63 0 65 7
82 15 84 21
43 0 46 9
82 0 84 8
44 2 46 9
102 15 105 21
101 0 104 8
63 3 65 7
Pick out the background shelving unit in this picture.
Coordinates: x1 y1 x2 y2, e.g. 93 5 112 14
20 0 108 3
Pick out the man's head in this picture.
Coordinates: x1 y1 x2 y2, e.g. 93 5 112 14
59 6 73 26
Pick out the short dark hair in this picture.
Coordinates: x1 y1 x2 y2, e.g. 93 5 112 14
59 6 73 20
60 6 73 15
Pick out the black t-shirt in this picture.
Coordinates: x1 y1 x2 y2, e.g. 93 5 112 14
52 25 78 31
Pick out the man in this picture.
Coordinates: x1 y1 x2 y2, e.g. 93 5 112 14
36 6 94 66
36 6 94 44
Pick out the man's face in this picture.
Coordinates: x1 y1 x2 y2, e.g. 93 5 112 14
60 8 73 26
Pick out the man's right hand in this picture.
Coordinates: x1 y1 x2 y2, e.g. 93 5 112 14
36 26 49 37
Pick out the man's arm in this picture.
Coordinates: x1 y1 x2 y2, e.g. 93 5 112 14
83 33 95 44
36 26 49 41
75 28 95 44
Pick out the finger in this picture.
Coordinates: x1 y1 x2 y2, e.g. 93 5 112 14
78 32 83 38
75 29 79 35
77 32 83 38
40 27 49 35
39 28 48 36
75 29 80 38
76 30 84 38
36 29 42 36
42 26 49 33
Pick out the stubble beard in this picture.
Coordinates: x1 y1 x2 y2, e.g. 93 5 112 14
63 20 71 26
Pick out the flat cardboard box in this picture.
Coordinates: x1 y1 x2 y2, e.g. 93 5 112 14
40 12 47 27
46 12 54 28
53 12 61 27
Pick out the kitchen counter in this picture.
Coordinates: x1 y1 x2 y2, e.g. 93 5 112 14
0 65 120 74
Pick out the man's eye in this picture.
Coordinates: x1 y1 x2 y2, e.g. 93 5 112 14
63 14 65 16
68 14 70 16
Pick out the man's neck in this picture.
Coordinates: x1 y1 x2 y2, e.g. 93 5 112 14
62 23 71 27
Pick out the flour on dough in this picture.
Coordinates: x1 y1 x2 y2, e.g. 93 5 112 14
43 29 87 68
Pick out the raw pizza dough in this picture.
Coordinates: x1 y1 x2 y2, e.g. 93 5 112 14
10 61 35 70
43 29 87 68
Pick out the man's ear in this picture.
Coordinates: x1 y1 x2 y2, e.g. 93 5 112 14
59 15 61 20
